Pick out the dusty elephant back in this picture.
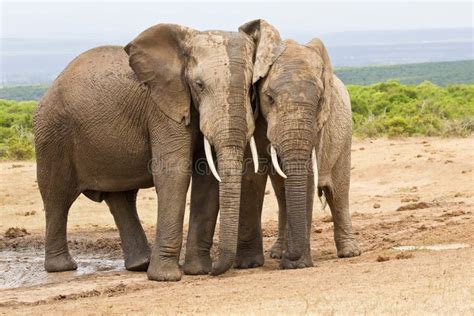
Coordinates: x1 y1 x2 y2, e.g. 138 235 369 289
35 45 157 192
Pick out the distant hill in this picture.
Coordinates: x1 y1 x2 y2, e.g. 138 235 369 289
1 60 473 101
335 60 474 85
0 84 49 101
1 28 472 85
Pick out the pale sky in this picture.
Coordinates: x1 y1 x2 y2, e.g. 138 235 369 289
1 1 472 42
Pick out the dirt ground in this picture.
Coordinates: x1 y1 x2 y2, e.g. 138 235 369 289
0 137 473 314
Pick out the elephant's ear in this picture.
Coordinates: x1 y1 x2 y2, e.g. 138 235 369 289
239 19 286 84
124 24 194 124
306 38 334 131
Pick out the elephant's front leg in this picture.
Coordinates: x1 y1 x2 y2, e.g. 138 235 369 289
147 152 192 282
234 147 267 269
183 161 219 275
268 171 288 259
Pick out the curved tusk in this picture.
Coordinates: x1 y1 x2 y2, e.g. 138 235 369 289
270 145 287 179
250 136 259 173
312 147 318 187
204 137 221 182
312 147 327 210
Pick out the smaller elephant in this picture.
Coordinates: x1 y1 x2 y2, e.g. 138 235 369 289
235 20 361 269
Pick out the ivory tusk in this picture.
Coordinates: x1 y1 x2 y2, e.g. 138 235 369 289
270 145 287 179
312 147 327 210
312 148 318 187
250 136 259 173
204 137 221 182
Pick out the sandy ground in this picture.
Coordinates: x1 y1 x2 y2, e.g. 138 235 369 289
0 137 473 314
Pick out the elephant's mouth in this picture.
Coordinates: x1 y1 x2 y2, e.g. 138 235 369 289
269 144 317 179
203 136 259 181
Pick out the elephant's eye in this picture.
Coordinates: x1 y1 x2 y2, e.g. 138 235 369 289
195 80 204 92
266 94 275 105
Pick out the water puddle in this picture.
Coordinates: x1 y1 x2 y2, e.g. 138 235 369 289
392 243 470 252
0 251 124 289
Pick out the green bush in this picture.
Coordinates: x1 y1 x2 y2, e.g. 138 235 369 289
348 81 474 137
6 132 35 160
0 99 37 160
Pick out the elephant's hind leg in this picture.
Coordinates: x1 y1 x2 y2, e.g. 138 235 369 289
38 161 80 272
104 190 150 271
324 148 361 258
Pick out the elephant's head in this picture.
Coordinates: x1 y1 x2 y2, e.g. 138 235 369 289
124 24 263 275
240 20 334 262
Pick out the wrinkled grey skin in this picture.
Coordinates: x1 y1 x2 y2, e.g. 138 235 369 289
185 20 360 272
34 23 255 281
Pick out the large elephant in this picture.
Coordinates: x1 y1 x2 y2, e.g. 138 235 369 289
182 20 284 275
184 19 361 271
34 23 258 281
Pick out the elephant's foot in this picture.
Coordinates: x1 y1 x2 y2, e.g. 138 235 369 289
44 252 78 272
279 251 313 269
234 252 264 269
182 255 212 275
336 239 361 258
147 258 182 282
269 240 286 259
124 253 150 271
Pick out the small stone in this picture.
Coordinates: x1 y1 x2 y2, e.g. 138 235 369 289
418 224 428 231
373 203 381 209
396 252 414 260
376 255 390 262
321 215 333 223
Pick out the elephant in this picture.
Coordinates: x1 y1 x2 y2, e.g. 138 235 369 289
34 23 260 281
184 19 361 272
239 20 362 268
182 20 285 275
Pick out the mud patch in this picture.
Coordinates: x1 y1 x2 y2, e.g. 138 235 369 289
0 250 124 289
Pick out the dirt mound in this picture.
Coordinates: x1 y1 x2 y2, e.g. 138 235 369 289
396 202 431 212
4 227 29 239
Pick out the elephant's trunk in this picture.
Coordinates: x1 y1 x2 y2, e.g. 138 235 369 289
279 126 313 261
210 142 244 276
283 159 308 261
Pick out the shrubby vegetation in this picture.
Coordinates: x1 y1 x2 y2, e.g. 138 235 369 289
0 99 36 159
0 81 473 159
349 81 474 137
